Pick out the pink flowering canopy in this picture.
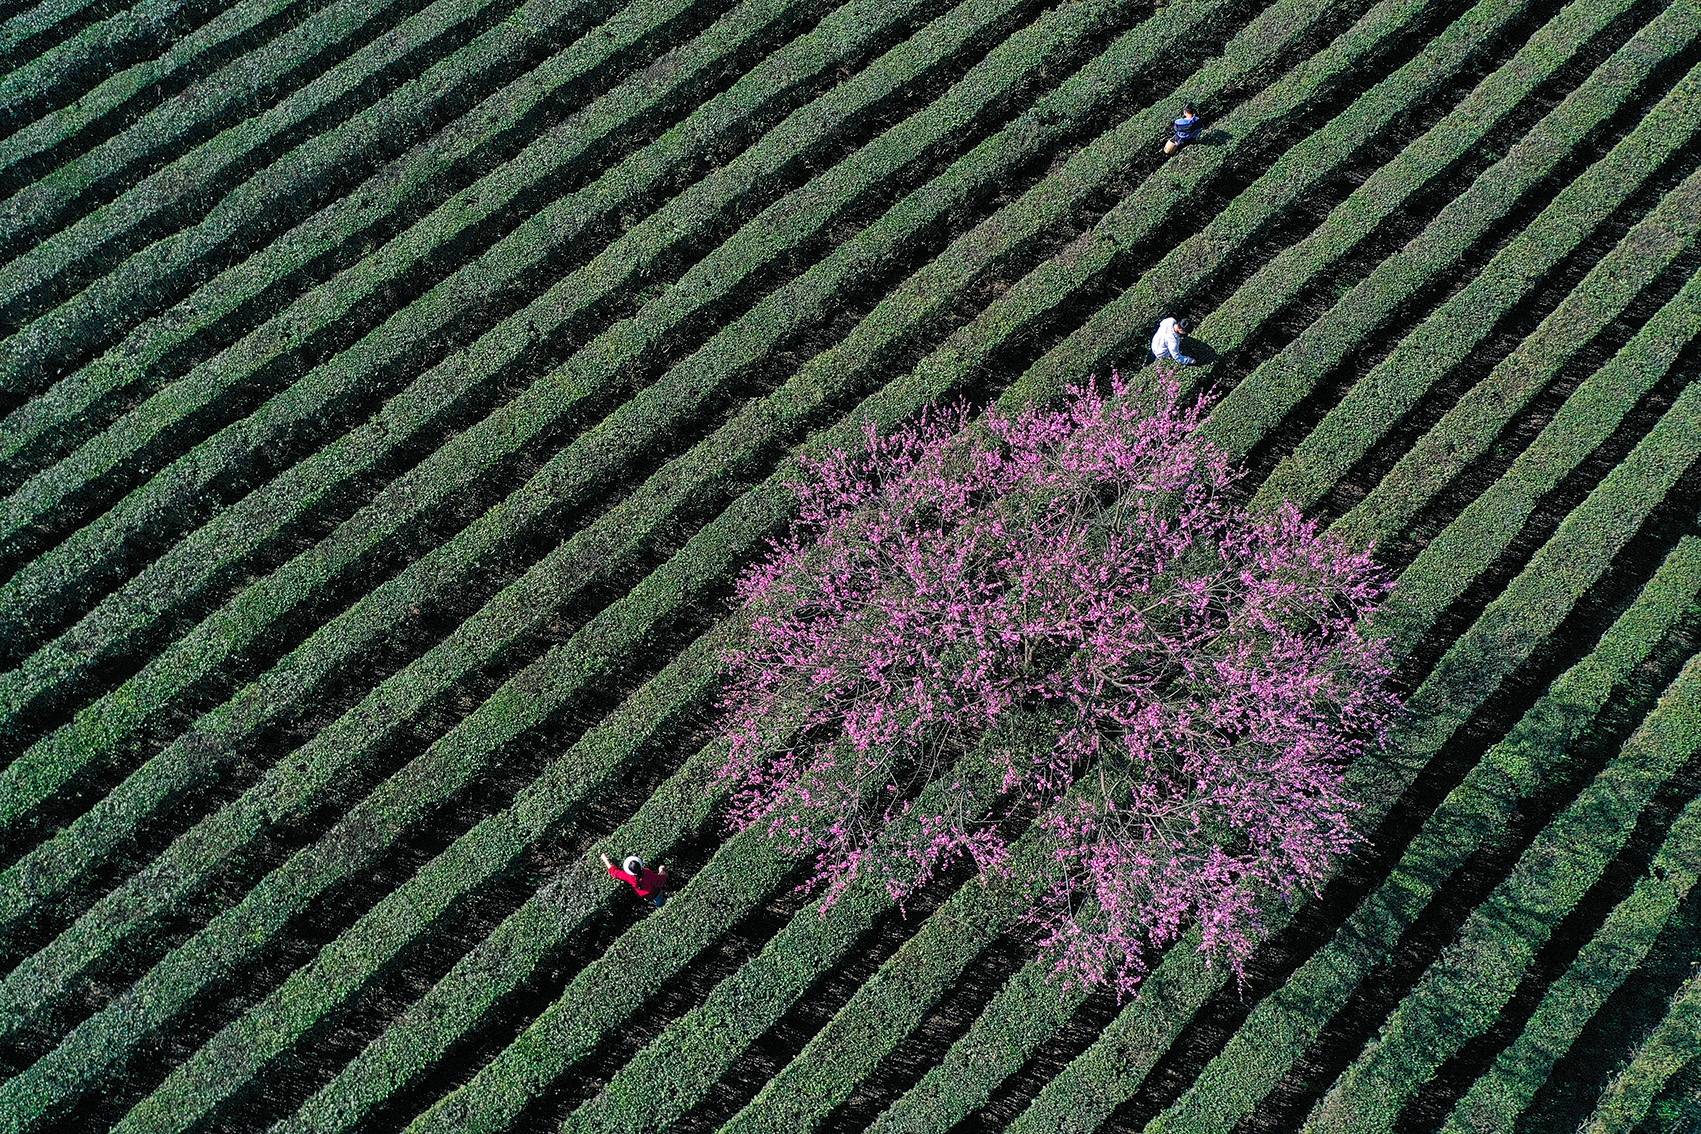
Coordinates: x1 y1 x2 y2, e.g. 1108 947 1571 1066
716 371 1401 998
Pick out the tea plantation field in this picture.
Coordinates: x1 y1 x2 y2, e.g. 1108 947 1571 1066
1 0 1698 1128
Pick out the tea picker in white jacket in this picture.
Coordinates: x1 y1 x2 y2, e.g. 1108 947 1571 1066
1151 316 1195 365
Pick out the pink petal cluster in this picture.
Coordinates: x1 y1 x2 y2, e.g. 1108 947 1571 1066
717 371 1400 997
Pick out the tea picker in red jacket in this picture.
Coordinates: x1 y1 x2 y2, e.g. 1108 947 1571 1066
602 852 669 908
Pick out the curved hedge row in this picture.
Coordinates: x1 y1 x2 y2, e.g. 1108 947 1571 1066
1082 534 1701 1134
1304 650 1701 1134
1250 60 1701 516
1334 165 1701 548
1577 966 1701 1134
3 0 1697 1126
0 0 927 948
0 0 1027 830
997 365 1701 1131
1442 789 1701 1134
1185 0 1701 465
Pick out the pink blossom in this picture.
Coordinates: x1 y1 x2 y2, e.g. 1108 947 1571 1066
715 371 1400 997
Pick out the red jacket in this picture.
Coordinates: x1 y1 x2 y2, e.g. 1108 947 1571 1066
608 864 667 897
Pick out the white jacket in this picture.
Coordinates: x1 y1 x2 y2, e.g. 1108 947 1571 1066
1151 317 1183 357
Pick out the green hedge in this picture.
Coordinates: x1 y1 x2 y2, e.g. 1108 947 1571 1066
716 834 1047 1134
1000 477 1701 1132
393 762 1012 1134
918 15 1701 1128
1335 168 1701 549
1301 653 1701 1134
15 0 1166 1099
602 255 1660 1128
0 0 413 234
0 0 217 123
2 15 1181 1103
557 774 1020 1134
1370 263 1701 645
0 0 529 330
562 753 1053 1133
0 0 102 68
0 0 1141 1090
970 535 1701 1134
0 0 710 483
1364 365 1701 804
864 949 1090 1133
421 748 1020 1134
1250 55 1701 515
0 0 870 768
1442 792 1701 1134
0 0 1024 828
1387 313 1701 651
1145 540 1701 1134
275 683 741 1134
0 596 752 1130
0 0 689 577
105 619 747 1134
1156 363 1701 1134
1637 1056 1701 1134
1182 0 1701 468
1578 968 1701 1134
997 0 1655 413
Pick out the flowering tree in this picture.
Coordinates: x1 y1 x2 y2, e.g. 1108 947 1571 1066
716 372 1400 996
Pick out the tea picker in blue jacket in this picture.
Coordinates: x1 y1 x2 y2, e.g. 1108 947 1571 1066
1166 101 1204 155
